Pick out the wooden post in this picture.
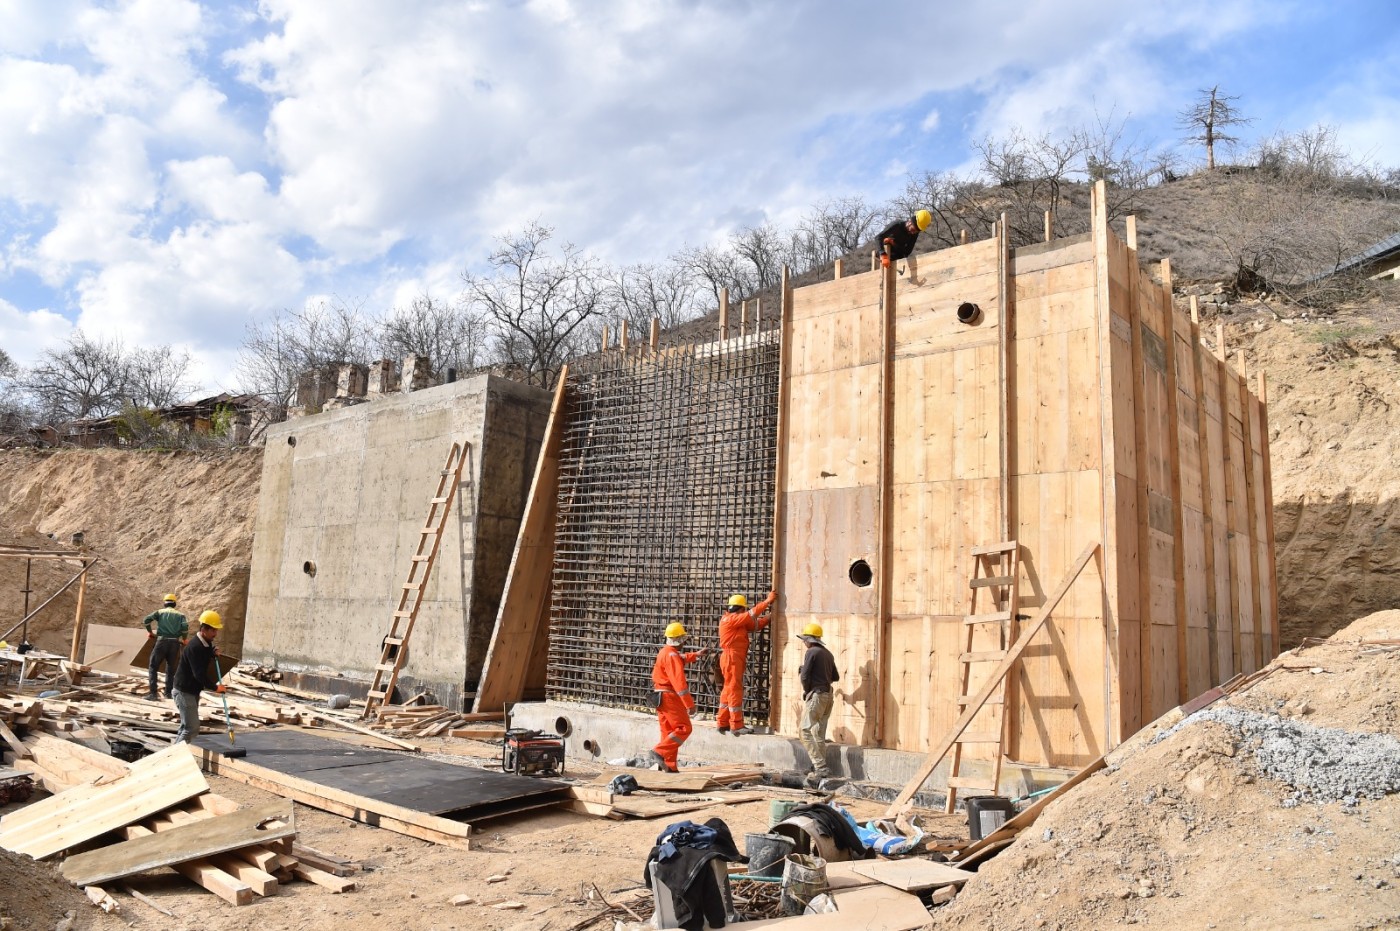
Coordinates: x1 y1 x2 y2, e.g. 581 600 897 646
1044 210 1053 242
874 237 897 746
997 210 1019 747
68 560 91 664
1258 371 1279 657
960 229 969 245
1125 215 1137 251
1124 214 1153 729
1214 323 1241 677
871 251 879 272
833 258 844 280
1189 297 1221 686
619 320 629 352
1160 260 1190 704
601 324 610 351
719 288 729 340
754 297 762 332
740 300 749 335
649 318 660 352
1236 350 1264 670
770 268 794 719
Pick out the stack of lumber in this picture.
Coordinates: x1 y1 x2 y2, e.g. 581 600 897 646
0 734 358 908
373 704 505 740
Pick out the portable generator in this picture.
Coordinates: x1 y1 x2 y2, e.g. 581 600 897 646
501 728 565 777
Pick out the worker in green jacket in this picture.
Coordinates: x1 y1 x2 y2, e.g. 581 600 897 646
143 593 188 701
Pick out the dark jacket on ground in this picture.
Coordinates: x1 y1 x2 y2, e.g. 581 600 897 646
786 803 868 857
644 818 745 929
173 633 218 696
799 640 839 697
877 218 921 260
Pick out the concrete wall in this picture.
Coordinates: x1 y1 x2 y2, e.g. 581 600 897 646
244 374 550 707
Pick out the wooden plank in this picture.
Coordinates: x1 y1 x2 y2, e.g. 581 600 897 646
122 823 253 906
885 542 1099 813
60 800 295 886
876 250 896 745
0 743 208 860
741 883 932 930
1158 262 1190 705
607 791 766 820
591 769 714 792
81 625 149 674
1188 302 1221 686
293 864 356 893
770 266 793 718
474 366 568 712
1257 373 1280 656
189 745 472 849
850 858 974 891
0 718 30 759
952 755 1105 863
1236 354 1264 671
1124 239 1153 733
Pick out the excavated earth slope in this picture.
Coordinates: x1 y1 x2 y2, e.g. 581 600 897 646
932 608 1400 931
0 449 262 653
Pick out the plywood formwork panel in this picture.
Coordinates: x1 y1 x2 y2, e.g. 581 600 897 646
1250 394 1275 659
1199 348 1235 681
1223 378 1257 673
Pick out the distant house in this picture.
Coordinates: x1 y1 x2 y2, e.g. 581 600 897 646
1320 231 1400 282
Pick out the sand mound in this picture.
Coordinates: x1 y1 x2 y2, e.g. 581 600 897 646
932 609 1400 931
0 449 261 652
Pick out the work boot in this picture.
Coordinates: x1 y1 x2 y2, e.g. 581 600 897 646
143 692 158 702
647 750 668 771
717 725 730 734
731 727 753 736
803 771 822 789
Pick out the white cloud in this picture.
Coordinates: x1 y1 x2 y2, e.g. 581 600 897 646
920 110 941 133
0 299 73 366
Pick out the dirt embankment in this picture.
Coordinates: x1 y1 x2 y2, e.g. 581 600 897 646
1230 313 1400 646
0 449 262 654
933 608 1400 931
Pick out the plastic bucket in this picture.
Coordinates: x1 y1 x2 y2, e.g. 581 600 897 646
779 853 828 916
745 832 796 878
768 798 799 826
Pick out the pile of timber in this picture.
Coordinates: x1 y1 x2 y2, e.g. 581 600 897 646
566 764 771 820
0 736 358 911
373 704 505 739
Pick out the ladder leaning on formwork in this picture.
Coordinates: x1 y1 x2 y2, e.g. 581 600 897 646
360 440 471 721
944 540 1022 814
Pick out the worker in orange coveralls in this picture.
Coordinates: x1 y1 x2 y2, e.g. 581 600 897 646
649 622 709 772
716 590 777 735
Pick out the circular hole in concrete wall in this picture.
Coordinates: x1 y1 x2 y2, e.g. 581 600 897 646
582 739 599 756
303 560 316 577
554 716 573 738
848 559 873 587
287 436 297 446
956 302 985 326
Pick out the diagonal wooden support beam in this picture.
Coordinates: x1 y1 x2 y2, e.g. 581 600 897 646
885 541 1101 815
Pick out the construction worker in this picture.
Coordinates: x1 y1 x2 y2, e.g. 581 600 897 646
716 590 777 735
143 593 188 701
172 610 225 743
877 209 932 285
796 622 840 788
649 622 709 772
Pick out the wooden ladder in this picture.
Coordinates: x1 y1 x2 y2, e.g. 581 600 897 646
360 440 470 721
944 539 1021 813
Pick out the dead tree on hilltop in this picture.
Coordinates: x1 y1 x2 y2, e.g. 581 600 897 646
464 222 605 388
1179 85 1253 170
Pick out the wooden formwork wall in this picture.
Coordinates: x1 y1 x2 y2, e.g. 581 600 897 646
771 181 1277 766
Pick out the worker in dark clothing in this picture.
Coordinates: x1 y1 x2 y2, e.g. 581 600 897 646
143 593 188 701
797 622 840 788
877 209 932 285
172 610 225 743
716 590 776 735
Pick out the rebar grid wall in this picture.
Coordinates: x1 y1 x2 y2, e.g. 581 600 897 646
547 332 780 721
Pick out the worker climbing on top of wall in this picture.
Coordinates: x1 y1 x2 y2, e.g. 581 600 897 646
649 622 709 772
877 209 931 286
143 593 188 701
716 590 777 735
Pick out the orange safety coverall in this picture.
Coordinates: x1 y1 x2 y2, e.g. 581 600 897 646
716 591 776 730
652 644 702 771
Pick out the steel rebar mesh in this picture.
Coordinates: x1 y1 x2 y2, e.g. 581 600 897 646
547 330 780 723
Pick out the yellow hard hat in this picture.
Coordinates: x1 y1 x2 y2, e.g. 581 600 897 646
728 594 747 608
801 622 824 638
664 622 687 640
199 610 223 630
163 593 178 604
914 210 932 232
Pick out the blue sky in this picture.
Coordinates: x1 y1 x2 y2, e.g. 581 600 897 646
1 0 1397 393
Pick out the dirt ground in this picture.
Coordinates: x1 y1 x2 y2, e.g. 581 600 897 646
931 608 1400 931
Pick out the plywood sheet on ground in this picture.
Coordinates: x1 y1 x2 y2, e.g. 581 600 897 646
741 883 932 929
850 858 974 891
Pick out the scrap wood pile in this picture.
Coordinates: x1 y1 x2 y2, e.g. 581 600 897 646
568 763 770 820
0 734 358 914
370 702 505 739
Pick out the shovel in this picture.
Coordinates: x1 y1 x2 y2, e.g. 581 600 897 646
211 651 246 758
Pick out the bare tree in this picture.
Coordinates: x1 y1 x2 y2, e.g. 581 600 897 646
463 222 606 387
604 260 703 336
676 243 755 310
888 170 992 248
128 344 197 408
971 128 1086 245
19 331 133 422
729 223 794 293
792 196 883 270
0 348 14 378
237 299 376 420
379 294 483 376
1178 85 1253 170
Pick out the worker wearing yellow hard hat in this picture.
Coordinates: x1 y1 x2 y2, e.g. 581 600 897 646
171 608 226 743
142 592 189 701
716 590 777 735
796 619 840 788
649 621 710 772
876 210 931 286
